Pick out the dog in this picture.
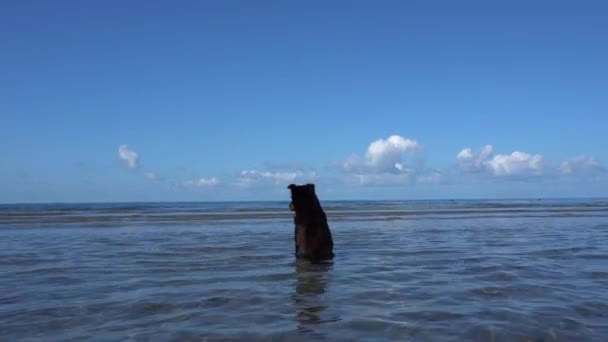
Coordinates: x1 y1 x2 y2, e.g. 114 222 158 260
287 183 334 262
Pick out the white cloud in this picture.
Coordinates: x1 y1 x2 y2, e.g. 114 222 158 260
486 152 544 176
456 144 493 172
182 177 220 188
336 135 424 186
144 172 157 181
339 135 420 174
417 171 444 184
344 170 446 186
457 145 544 177
235 170 316 188
118 144 139 169
346 173 412 186
366 135 419 172
559 156 604 175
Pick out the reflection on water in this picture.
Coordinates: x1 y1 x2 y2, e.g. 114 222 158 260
293 260 337 335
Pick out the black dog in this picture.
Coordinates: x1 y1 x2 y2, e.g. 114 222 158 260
287 183 334 261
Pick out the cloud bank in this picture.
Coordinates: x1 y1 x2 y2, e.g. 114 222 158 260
113 138 605 194
182 177 221 188
457 144 545 177
559 156 605 176
235 170 317 188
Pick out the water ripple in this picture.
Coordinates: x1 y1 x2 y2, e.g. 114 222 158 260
1 213 608 341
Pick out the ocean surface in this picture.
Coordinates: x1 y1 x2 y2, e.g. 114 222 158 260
1 199 608 341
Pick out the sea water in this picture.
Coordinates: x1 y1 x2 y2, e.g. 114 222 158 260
1 199 607 341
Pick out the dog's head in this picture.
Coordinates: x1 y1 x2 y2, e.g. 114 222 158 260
287 183 317 213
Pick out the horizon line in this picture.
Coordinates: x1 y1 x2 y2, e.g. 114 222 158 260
2 196 608 206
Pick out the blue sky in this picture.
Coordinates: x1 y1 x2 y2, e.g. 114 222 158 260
1 0 607 203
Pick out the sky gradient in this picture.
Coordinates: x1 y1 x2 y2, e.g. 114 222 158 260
1 0 607 203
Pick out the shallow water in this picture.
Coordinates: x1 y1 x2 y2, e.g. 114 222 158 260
1 200 608 341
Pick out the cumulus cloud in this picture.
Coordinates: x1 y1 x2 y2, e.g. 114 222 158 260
336 135 426 186
118 144 139 169
486 152 544 176
559 156 605 175
340 135 420 174
456 144 494 173
457 145 545 177
235 170 316 188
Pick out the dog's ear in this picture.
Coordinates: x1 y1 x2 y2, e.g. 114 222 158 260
287 184 296 190
304 183 315 193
